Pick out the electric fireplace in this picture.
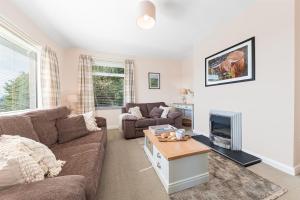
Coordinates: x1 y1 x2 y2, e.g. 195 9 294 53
209 110 242 151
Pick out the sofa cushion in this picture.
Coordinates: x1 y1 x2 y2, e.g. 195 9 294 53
82 111 101 132
135 118 156 128
56 115 89 144
159 106 172 118
155 118 174 125
128 106 143 119
146 102 167 115
52 143 103 200
126 103 149 117
25 107 70 147
0 115 40 141
0 175 87 200
149 107 163 118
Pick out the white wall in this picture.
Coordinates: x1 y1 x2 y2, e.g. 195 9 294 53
181 56 194 104
191 0 296 172
61 48 183 128
294 0 300 171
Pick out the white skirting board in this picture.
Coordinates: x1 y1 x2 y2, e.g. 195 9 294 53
243 149 299 175
193 129 299 176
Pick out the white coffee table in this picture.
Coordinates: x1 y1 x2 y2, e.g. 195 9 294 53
143 130 210 194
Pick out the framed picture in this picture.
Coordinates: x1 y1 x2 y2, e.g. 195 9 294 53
205 37 255 87
148 72 160 89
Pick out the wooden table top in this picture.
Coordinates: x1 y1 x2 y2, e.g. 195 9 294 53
144 130 210 161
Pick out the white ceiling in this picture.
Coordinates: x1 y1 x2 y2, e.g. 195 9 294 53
11 0 255 59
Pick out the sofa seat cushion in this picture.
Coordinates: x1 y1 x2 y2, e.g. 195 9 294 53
155 118 174 125
135 118 156 128
0 175 87 200
51 143 104 200
25 107 71 147
51 130 107 149
0 115 40 142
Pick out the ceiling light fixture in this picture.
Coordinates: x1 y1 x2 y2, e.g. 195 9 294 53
137 0 156 30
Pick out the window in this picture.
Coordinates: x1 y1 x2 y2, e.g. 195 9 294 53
92 60 124 108
0 23 39 113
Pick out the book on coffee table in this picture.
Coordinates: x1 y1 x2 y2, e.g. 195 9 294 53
149 124 177 136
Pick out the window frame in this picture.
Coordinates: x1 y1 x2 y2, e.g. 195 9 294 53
92 59 125 110
0 16 42 114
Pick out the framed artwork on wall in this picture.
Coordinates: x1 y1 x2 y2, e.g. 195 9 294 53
205 37 255 87
148 72 160 89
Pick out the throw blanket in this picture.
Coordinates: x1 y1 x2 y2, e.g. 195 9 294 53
0 135 65 184
118 113 138 130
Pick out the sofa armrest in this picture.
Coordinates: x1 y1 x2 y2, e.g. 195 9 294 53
121 107 127 113
0 175 87 200
122 119 137 139
95 116 107 128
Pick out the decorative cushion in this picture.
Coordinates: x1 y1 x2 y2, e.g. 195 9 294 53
0 115 40 142
159 106 172 118
128 106 143 119
146 102 167 115
149 107 163 118
82 112 101 132
126 103 149 117
56 115 89 144
168 111 182 119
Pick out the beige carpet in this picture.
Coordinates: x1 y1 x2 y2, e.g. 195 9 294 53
96 129 169 200
96 130 287 200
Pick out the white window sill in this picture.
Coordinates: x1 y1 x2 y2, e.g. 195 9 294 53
0 108 37 116
95 106 123 110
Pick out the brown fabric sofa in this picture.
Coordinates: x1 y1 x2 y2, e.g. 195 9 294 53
0 106 107 200
121 102 182 139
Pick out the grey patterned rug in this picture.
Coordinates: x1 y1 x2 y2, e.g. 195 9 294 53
170 152 287 200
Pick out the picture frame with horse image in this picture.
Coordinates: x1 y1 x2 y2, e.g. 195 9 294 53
205 37 255 87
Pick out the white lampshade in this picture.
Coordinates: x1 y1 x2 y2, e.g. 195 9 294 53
137 0 156 30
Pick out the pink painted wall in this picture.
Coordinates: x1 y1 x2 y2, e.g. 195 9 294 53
61 48 183 128
189 0 296 173
0 0 63 66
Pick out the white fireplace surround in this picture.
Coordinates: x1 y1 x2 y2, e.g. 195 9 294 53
209 110 242 151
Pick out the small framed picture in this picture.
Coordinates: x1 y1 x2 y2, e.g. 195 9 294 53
148 72 160 89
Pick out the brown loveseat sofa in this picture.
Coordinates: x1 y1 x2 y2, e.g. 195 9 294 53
0 106 107 200
121 102 182 139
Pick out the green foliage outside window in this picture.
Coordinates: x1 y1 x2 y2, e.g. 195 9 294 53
93 66 124 74
93 65 124 107
0 72 30 112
